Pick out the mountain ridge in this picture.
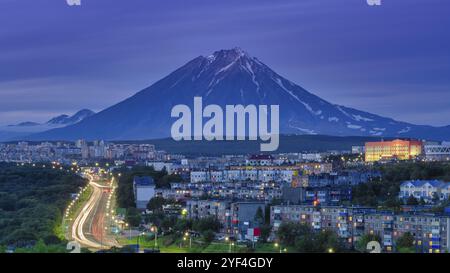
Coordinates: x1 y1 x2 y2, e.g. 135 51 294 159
0 109 96 141
24 48 450 142
8 109 95 127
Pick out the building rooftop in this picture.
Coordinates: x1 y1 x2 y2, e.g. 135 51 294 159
401 179 447 188
249 154 274 160
133 176 155 186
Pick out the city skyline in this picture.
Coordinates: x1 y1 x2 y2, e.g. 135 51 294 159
0 0 449 127
3 0 450 258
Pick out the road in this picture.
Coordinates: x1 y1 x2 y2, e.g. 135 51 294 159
71 174 119 250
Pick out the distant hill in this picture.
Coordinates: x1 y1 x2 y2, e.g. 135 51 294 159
8 122 40 127
46 109 95 126
117 134 395 156
0 109 95 142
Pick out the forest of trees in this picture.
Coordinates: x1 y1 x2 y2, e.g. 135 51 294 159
115 166 182 226
276 222 344 253
352 162 450 209
0 163 87 249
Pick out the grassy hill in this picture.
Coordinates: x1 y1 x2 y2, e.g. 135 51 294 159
118 135 394 156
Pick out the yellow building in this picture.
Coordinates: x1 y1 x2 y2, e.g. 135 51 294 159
365 139 423 162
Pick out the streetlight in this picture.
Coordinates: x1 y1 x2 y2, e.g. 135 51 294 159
224 237 234 253
181 208 188 218
184 231 192 249
328 248 334 253
150 226 159 249
137 232 145 253
125 223 131 240
274 242 284 253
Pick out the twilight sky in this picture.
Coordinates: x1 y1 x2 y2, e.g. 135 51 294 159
0 0 449 126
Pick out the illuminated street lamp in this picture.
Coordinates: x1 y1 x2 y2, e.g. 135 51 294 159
125 223 131 240
137 232 145 252
274 242 284 253
181 208 188 218
224 237 234 253
150 226 159 249
183 231 192 248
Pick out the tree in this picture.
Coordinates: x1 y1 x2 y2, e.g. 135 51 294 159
315 230 343 253
254 207 264 227
126 207 142 227
384 197 402 211
277 222 312 246
406 195 419 206
356 233 381 253
432 192 440 204
259 224 272 243
264 205 271 225
147 196 167 211
157 174 182 188
352 162 450 208
294 235 316 253
160 216 177 232
419 197 427 205
193 217 221 233
173 218 193 234
293 229 343 253
202 230 215 244
396 232 415 253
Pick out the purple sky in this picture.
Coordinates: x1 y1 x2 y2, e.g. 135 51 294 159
0 0 449 126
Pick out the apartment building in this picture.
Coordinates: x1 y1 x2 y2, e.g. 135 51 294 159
399 180 450 202
365 139 423 162
270 205 450 253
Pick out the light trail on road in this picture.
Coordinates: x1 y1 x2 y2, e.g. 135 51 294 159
71 173 119 250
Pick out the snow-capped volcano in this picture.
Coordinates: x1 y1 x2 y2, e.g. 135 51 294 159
26 48 450 141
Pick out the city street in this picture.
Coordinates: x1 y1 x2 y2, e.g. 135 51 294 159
70 174 119 250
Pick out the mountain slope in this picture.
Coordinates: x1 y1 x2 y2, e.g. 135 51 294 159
46 109 95 125
27 48 450 141
0 109 95 141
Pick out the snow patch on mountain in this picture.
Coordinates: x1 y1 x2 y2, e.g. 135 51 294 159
289 124 316 135
274 77 321 116
398 127 411 134
347 123 362 130
243 60 261 95
370 130 383 136
352 114 374 122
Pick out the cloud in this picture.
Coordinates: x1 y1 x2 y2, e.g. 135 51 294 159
0 0 449 126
